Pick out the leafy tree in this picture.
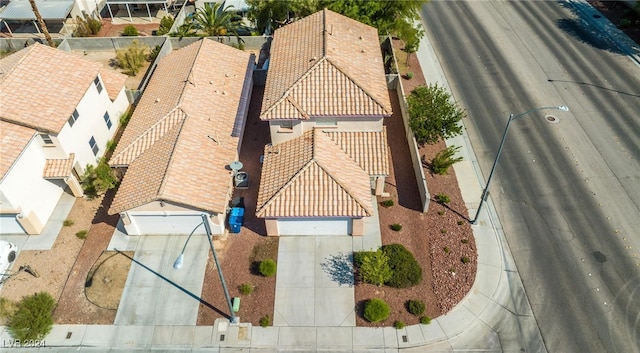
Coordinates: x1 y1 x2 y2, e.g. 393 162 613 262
73 14 102 37
81 158 117 198
156 16 174 35
407 84 465 145
194 3 241 36
246 0 318 34
116 40 149 76
7 292 55 341
358 249 393 286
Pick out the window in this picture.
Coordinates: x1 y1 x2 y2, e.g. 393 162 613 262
103 112 112 129
89 137 99 156
68 109 79 127
94 76 103 94
279 120 293 132
40 133 54 145
316 117 337 126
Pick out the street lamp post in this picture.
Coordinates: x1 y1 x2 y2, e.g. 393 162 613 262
174 214 237 324
471 105 569 225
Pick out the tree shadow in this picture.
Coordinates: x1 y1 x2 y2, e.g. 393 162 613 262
320 253 354 287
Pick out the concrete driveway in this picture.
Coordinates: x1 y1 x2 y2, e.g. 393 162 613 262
115 235 209 325
273 236 356 327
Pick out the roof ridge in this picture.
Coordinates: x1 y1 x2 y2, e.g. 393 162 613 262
0 43 37 78
261 56 328 119
155 116 188 199
110 107 187 165
325 57 392 116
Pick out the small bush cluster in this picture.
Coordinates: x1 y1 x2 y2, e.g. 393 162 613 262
457 220 465 226
358 249 392 286
364 298 390 323
440 228 447 234
380 199 394 208
443 247 450 254
259 259 277 277
63 219 74 227
420 316 432 325
437 210 445 216
259 314 271 327
7 292 55 341
461 238 469 244
156 16 174 35
239 283 253 295
390 223 402 231
435 193 450 204
393 320 406 329
406 299 425 316
81 157 117 198
122 25 139 36
382 244 422 288
405 72 414 80
116 40 149 76
431 145 463 175
75 230 88 239
461 256 470 264
73 14 101 37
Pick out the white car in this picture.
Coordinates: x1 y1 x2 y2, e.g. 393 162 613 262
0 240 18 276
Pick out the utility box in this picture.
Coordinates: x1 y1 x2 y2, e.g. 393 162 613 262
234 171 249 189
232 297 240 312
228 207 245 234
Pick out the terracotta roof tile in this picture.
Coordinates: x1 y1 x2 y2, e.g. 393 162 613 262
0 121 35 180
261 9 392 121
0 43 127 133
256 129 372 218
43 153 75 179
110 39 254 215
323 128 389 176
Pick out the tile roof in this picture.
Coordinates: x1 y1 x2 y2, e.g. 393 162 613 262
0 43 127 133
261 9 392 121
43 153 75 179
323 128 389 176
110 39 254 215
0 121 36 181
256 129 373 218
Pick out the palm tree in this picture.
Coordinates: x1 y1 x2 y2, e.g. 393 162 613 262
28 0 54 47
194 3 240 37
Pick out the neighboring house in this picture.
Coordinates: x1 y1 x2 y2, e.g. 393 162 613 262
109 38 255 236
256 9 393 236
0 43 129 235
0 0 101 36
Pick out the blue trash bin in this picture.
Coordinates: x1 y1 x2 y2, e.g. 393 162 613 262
229 207 245 233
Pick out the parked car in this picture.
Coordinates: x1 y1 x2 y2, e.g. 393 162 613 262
0 240 18 276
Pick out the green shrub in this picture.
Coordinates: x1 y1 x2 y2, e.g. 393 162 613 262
147 45 162 63
122 25 139 36
407 84 465 145
75 230 88 239
7 292 55 341
363 298 390 323
461 256 470 264
382 244 423 288
393 320 406 329
81 157 117 199
259 259 276 277
461 238 469 244
353 251 376 268
420 316 432 325
259 314 271 327
116 40 148 76
380 199 394 207
406 299 425 316
358 249 392 286
390 224 402 231
437 210 445 216
440 228 447 234
120 110 133 126
73 14 101 37
156 16 174 35
443 247 450 254
431 145 463 175
405 72 414 80
63 219 74 227
457 220 465 226
239 283 253 295
435 193 450 204
449 267 456 273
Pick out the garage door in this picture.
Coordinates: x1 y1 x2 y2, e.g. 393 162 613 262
0 214 25 234
129 214 211 235
277 218 352 236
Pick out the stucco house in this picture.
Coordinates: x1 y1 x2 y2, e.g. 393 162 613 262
109 39 255 236
256 9 393 236
0 43 129 235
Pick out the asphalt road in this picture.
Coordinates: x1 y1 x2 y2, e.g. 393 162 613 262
421 1 640 352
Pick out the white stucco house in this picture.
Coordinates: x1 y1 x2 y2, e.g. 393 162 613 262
109 39 255 236
0 43 129 235
256 9 393 236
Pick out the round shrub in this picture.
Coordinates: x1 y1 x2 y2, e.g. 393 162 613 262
122 25 139 36
364 298 390 323
259 259 277 277
420 316 432 325
461 256 470 264
435 193 450 204
259 314 271 327
380 199 394 207
382 244 423 288
390 223 402 231
406 299 425 316
239 283 253 295
75 230 88 239
7 292 55 340
393 320 406 329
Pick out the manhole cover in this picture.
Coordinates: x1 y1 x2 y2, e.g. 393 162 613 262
545 115 559 124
